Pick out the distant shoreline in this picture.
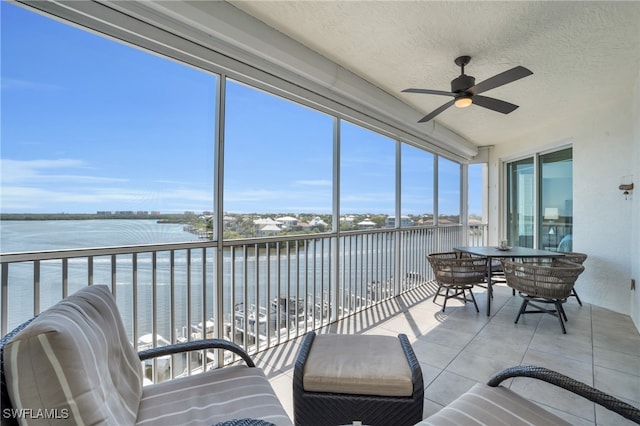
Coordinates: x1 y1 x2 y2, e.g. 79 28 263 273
0 213 190 222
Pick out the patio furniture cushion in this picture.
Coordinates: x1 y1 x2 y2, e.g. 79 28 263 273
3 285 143 425
137 365 290 426
417 383 572 426
302 334 413 397
294 332 423 426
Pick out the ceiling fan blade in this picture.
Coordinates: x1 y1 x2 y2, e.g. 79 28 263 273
402 88 455 97
472 95 519 114
472 66 533 94
418 100 455 122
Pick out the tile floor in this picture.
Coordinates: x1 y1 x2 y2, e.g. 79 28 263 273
253 283 640 426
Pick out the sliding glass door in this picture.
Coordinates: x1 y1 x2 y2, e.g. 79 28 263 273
506 147 573 250
539 148 573 251
506 158 535 247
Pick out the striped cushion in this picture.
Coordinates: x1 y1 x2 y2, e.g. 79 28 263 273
136 365 292 426
418 383 572 425
4 285 143 425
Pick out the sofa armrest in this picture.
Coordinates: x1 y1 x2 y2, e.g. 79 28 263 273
488 365 640 424
138 338 255 367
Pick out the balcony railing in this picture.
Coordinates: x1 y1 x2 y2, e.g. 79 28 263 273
0 223 486 382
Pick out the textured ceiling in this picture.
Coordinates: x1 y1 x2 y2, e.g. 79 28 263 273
228 1 640 146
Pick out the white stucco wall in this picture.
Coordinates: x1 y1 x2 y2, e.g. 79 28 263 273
488 97 638 325
631 69 640 330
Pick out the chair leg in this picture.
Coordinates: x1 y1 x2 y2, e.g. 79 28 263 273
468 288 479 313
555 301 567 334
572 288 583 306
442 288 450 312
515 299 528 324
433 285 443 303
559 302 568 322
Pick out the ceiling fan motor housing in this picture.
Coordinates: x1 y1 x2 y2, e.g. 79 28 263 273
451 74 475 94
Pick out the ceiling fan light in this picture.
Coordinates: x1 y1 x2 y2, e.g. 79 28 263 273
455 97 473 108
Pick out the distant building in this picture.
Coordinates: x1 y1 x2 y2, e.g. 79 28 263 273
254 217 279 233
309 216 328 228
276 216 298 229
385 216 414 228
259 224 281 236
340 215 356 226
357 218 376 229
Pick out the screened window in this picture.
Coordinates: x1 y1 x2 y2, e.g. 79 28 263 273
339 121 395 229
437 157 461 224
468 163 486 245
401 144 434 226
223 80 334 238
1 2 216 249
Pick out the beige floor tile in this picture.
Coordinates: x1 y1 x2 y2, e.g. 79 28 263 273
593 346 640 376
419 361 443 387
595 397 640 426
423 370 478 406
262 286 640 426
509 376 596 421
254 338 303 377
474 319 537 345
421 398 444 420
418 324 476 350
528 332 593 364
594 365 640 403
593 325 640 357
268 371 294 421
462 335 528 365
446 350 515 383
521 348 594 385
411 339 461 369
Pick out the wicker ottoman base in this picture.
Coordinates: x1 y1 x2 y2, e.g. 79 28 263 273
293 332 423 426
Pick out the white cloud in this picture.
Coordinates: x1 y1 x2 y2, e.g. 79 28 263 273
295 179 331 187
0 158 126 184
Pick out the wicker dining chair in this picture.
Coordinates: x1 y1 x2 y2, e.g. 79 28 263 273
501 258 585 333
427 252 488 312
521 252 588 305
559 252 588 305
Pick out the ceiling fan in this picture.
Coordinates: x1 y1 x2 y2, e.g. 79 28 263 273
402 56 533 123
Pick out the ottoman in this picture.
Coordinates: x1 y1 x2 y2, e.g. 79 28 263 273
293 332 423 426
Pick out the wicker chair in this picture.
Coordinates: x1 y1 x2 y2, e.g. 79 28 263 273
501 258 585 333
522 252 588 305
427 252 488 312
559 252 588 305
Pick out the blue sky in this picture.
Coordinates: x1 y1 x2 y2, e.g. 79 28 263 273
1 3 481 217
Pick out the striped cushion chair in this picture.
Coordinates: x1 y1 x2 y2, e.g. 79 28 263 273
417 365 640 425
1 285 292 426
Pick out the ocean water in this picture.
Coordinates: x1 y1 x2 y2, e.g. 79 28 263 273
1 219 405 342
1 219 209 338
1 219 200 253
